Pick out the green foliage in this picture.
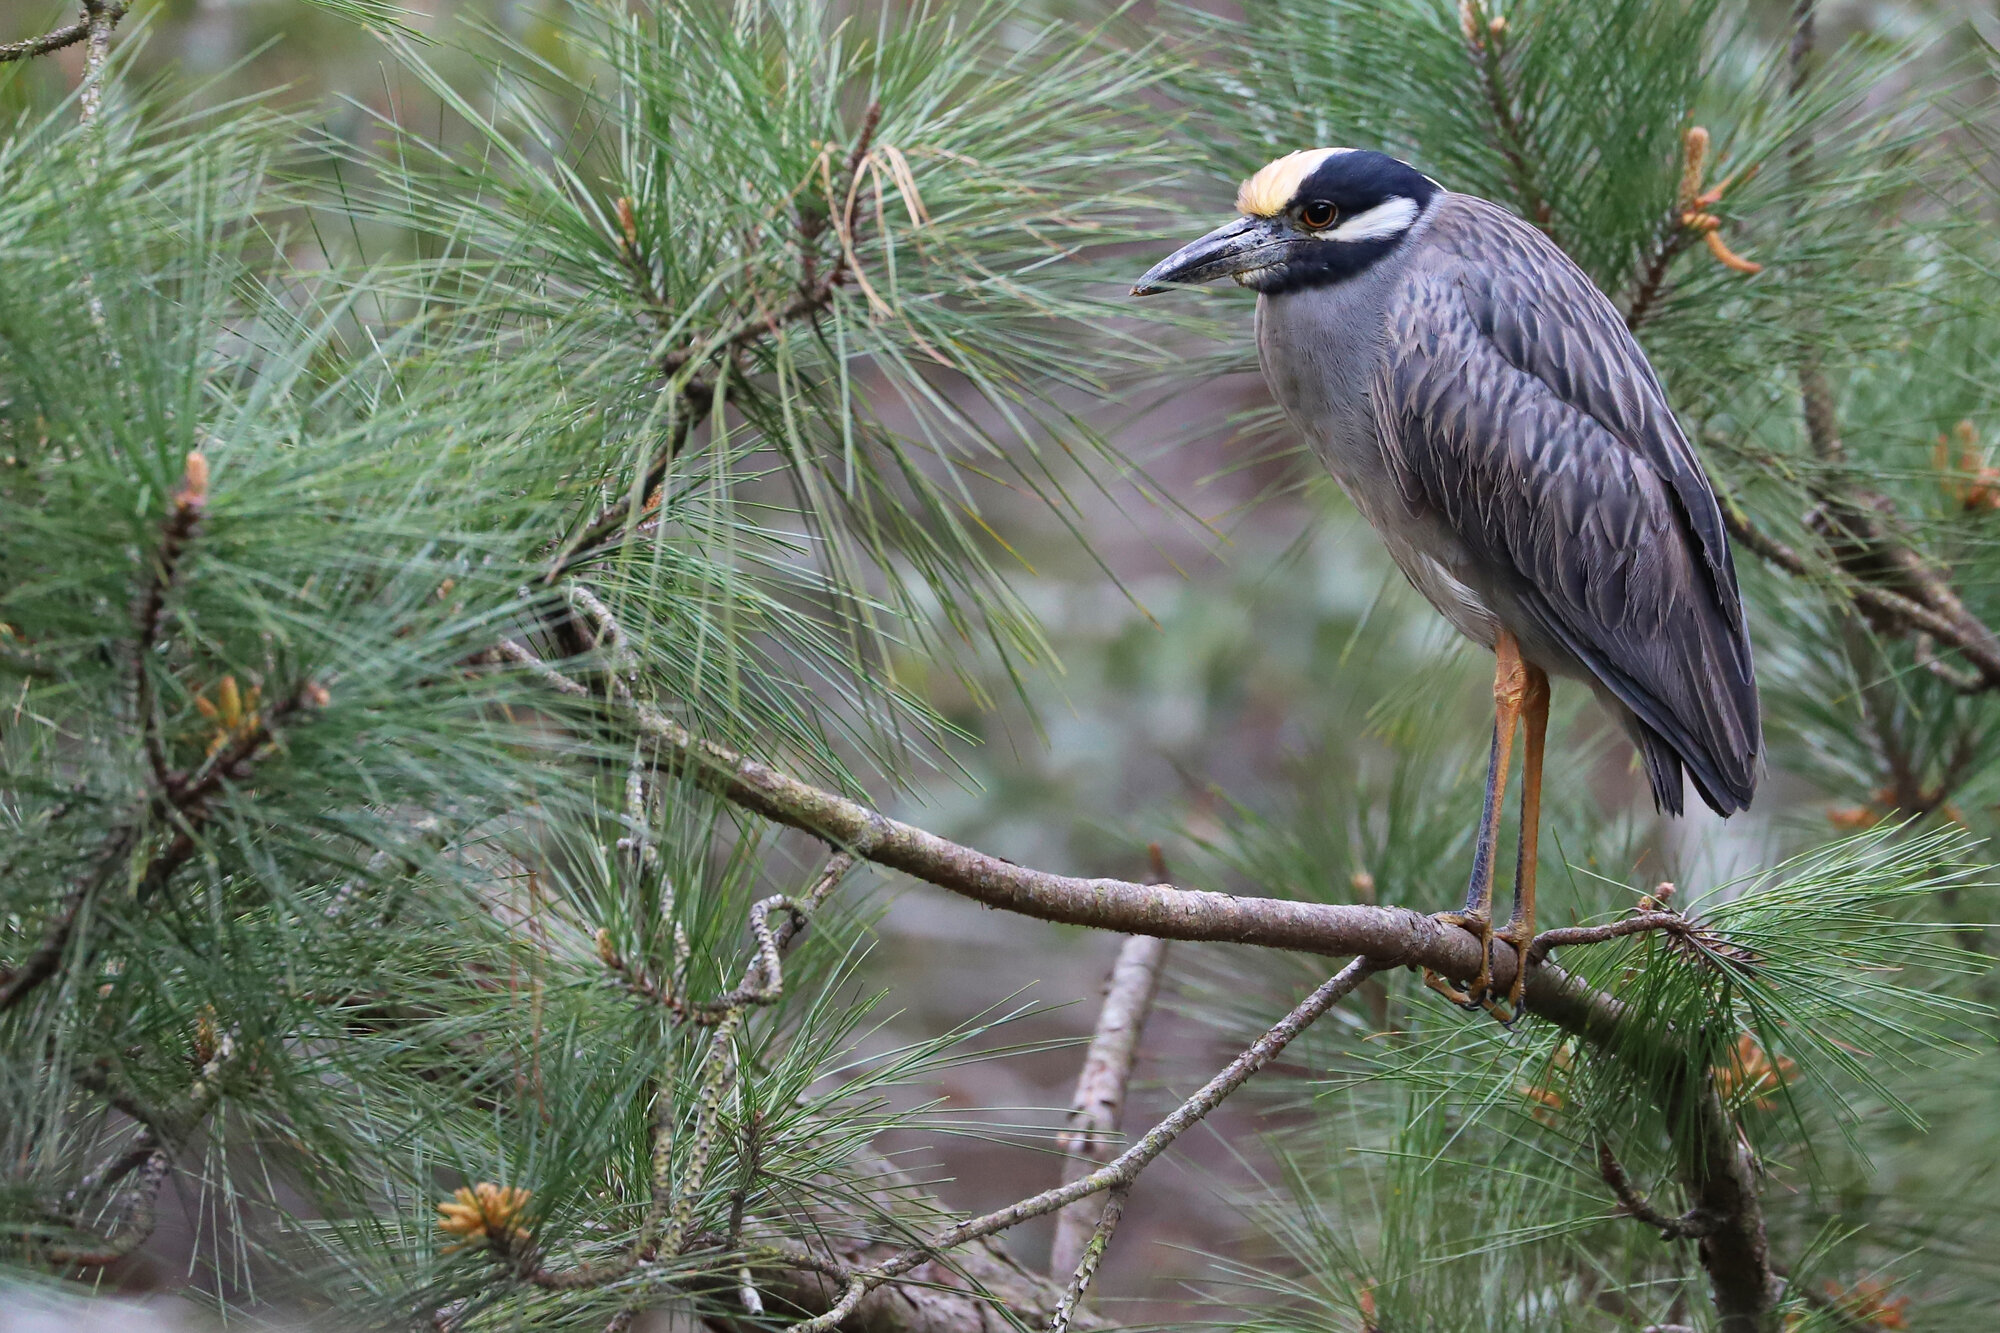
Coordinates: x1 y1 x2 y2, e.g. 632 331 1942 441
1 0 1997 1330
1147 4 2000 1325
354 0 1177 767
1 0 1177 1322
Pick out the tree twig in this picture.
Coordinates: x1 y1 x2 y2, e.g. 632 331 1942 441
1048 1185 1128 1333
536 852 857 1290
1460 1 1554 235
545 412 697 584
1597 1139 1719 1240
1049 920 1167 1275
39 1148 169 1266
497 636 1772 1330
0 2 126 65
548 100 886 584
21 1027 246 1266
1625 222 1698 332
786 959 1383 1332
1527 911 1690 964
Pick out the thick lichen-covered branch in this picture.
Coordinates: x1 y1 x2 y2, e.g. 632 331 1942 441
1720 500 2000 691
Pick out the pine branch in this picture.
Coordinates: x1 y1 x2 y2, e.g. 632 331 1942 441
0 825 138 1012
0 2 125 64
1751 0 2000 702
132 452 208 801
1627 127 1762 331
494 627 1788 1332
37 1149 169 1267
546 101 886 585
544 413 697 585
1 672 322 1012
658 102 882 379
1675 1079 1777 1333
491 626 1667 1045
532 852 857 1292
1624 219 1698 333
717 1162 1107 1332
1597 1139 1720 1240
1719 500 2000 689
16 1029 245 1266
1459 1 1554 237
786 958 1385 1332
1049 922 1166 1277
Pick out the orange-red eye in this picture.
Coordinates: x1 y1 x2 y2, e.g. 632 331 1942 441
1300 200 1338 229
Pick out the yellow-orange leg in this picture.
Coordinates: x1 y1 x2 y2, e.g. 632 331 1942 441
1424 630 1529 1009
1493 663 1549 1021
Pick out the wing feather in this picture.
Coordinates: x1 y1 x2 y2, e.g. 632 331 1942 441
1375 197 1760 814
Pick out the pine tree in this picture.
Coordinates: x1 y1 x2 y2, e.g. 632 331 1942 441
1 3 1993 1332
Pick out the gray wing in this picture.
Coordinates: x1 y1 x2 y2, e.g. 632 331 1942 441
1376 195 1759 814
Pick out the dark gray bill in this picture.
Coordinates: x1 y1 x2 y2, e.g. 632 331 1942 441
1130 215 1282 296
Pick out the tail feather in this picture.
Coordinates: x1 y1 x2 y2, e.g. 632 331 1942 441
1634 715 1749 818
1519 587 1759 819
1636 725 1685 817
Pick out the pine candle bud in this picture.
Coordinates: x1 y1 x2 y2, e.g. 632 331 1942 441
437 1182 533 1251
1713 1033 1796 1111
174 450 209 508
1679 126 1711 211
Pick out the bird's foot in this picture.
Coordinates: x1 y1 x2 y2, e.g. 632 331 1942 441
1424 910 1495 1012
1420 967 1477 1009
1493 915 1535 1022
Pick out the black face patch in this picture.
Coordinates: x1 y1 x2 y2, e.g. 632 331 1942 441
1250 235 1409 294
1249 151 1440 296
1294 150 1440 219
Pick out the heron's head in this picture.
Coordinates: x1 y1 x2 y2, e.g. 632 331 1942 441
1131 148 1440 297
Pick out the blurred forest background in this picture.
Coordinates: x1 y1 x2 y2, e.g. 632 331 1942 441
3 1 1999 1330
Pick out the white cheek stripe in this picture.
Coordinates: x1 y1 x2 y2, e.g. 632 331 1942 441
1328 196 1420 242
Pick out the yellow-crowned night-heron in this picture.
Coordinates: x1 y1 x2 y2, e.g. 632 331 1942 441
1133 148 1760 1015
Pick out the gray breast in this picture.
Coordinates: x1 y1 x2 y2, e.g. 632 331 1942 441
1254 211 1503 650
